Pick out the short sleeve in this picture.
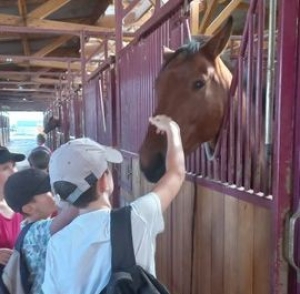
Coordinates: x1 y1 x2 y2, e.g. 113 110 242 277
22 220 52 293
130 192 164 237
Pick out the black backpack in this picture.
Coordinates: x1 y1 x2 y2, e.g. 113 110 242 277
100 206 170 294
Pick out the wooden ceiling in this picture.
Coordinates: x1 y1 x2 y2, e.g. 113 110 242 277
0 0 249 112
0 0 113 111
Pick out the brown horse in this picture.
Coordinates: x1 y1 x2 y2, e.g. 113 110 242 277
139 17 233 183
43 115 61 134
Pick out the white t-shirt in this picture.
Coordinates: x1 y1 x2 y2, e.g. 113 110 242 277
42 192 164 294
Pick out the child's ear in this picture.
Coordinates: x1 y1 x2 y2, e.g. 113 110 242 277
22 203 34 215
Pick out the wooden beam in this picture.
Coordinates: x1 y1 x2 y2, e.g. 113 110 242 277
0 70 66 77
0 101 51 112
20 35 31 56
237 2 249 10
27 60 82 70
0 0 45 8
0 88 55 93
0 34 55 41
20 59 95 72
31 77 69 84
123 0 152 25
190 0 200 35
32 35 74 57
205 0 242 35
18 0 31 70
97 15 116 29
0 13 20 26
199 0 219 33
28 0 71 19
27 18 114 34
0 81 37 85
18 0 27 21
0 13 114 34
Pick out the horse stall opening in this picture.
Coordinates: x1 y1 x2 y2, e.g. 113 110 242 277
114 1 294 294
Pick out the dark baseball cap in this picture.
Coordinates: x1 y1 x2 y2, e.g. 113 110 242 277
0 146 25 164
4 168 51 213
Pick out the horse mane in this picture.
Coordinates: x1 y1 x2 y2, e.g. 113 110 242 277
161 35 211 71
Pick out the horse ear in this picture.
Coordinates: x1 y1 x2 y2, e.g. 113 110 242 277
162 46 175 62
201 16 233 60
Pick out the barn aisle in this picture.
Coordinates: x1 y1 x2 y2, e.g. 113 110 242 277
6 133 36 170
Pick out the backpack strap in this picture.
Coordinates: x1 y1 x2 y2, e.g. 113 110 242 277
15 222 34 293
110 206 136 272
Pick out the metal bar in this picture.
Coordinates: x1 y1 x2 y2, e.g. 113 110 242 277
244 14 254 191
115 0 123 52
253 0 265 193
239 0 258 57
236 56 244 187
272 0 298 292
80 31 86 136
265 0 277 145
104 39 108 60
228 66 238 184
87 56 115 82
290 7 300 290
195 176 272 209
99 77 107 133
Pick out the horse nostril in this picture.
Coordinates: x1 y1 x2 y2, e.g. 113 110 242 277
140 153 166 183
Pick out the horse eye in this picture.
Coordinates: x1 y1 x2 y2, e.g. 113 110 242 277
193 80 205 90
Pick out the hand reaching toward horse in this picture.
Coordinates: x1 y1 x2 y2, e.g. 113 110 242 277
149 115 180 135
150 115 185 212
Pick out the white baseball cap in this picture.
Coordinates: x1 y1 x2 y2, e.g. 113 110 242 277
49 138 123 203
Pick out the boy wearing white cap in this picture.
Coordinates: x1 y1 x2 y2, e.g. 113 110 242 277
42 115 185 294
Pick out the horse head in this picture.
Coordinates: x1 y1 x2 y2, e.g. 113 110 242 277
43 115 61 134
139 17 233 183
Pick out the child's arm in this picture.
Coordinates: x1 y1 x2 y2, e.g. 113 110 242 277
150 115 185 212
50 203 78 235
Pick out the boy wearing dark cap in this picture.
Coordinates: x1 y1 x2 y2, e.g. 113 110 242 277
42 115 185 294
3 168 78 294
0 147 25 271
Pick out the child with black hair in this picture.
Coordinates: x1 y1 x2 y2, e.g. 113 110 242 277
3 168 78 294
